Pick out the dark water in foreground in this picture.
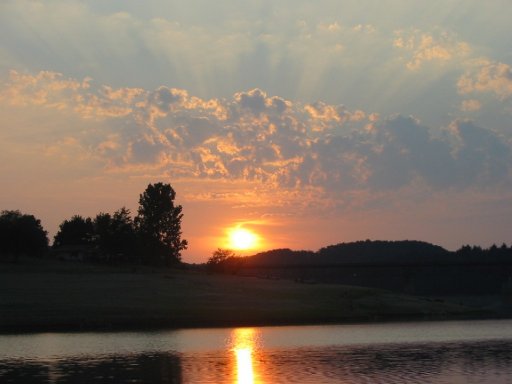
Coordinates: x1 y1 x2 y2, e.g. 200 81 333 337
2 320 512 383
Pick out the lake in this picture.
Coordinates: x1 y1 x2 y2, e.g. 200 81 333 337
2 319 512 383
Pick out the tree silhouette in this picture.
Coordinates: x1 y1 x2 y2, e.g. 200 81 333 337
206 248 244 273
0 210 48 261
53 215 94 247
93 207 138 263
207 248 235 266
135 183 187 265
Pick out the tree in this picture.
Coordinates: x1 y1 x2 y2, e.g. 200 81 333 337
207 248 236 267
110 207 138 262
0 210 48 261
206 248 244 273
53 215 94 247
93 207 138 263
93 212 112 252
135 183 187 265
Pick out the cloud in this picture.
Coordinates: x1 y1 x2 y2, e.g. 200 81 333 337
305 102 365 132
447 120 511 186
233 89 291 116
0 0 435 107
460 99 482 112
0 70 145 119
6 0 508 135
393 29 470 70
149 87 188 113
0 70 85 108
2 70 511 212
458 60 512 100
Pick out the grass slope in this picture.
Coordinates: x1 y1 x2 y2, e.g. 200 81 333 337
0 258 478 333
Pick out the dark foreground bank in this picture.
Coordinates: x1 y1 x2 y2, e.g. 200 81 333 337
0 258 495 333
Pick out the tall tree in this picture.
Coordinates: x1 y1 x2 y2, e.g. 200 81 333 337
0 210 49 261
135 183 187 265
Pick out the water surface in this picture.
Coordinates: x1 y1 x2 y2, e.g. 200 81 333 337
2 319 512 383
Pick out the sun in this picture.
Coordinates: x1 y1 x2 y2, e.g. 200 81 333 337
228 228 258 251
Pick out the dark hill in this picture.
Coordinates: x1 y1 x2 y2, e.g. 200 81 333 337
236 240 512 296
247 248 315 267
246 240 449 267
318 240 449 265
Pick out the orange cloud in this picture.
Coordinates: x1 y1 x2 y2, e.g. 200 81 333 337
458 61 512 100
460 99 482 112
3 70 511 215
393 30 470 70
1 70 84 108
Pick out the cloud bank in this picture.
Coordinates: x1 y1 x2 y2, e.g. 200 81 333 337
2 71 511 212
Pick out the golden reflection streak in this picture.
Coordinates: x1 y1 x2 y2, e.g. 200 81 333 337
236 347 254 384
232 328 259 384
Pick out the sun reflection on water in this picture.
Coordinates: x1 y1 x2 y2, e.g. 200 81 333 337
231 328 259 384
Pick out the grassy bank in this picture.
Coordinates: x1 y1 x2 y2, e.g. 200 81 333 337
0 258 484 333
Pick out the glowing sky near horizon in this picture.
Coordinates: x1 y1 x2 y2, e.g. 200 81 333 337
1 0 511 262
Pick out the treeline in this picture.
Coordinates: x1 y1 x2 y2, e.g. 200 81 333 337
249 240 512 266
206 240 512 296
454 243 512 262
0 182 187 266
207 240 512 273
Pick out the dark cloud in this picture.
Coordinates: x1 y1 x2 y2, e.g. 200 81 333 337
148 86 187 113
365 116 456 189
451 120 511 186
232 89 291 118
128 136 167 164
235 89 267 115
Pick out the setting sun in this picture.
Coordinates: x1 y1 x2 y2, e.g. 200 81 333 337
228 228 258 251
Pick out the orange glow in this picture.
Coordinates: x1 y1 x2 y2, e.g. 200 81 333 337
231 328 259 384
227 227 259 251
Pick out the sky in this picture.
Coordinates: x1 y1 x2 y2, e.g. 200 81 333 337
1 0 512 262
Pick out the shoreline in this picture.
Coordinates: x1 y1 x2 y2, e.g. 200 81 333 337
3 315 505 336
0 260 503 335
1 306 495 336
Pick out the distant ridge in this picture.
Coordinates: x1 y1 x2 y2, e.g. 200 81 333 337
244 240 512 268
214 240 512 296
246 240 449 267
